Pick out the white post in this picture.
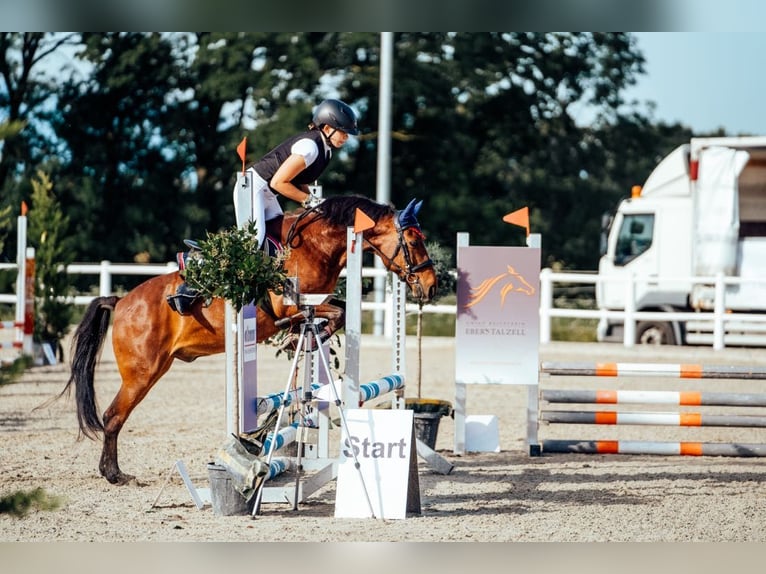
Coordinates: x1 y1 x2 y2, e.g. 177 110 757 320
343 227 362 408
623 274 636 348
14 213 26 355
373 32 394 336
391 278 406 409
713 272 726 351
454 232 470 455
526 233 541 453
99 260 111 296
539 267 552 344
225 302 238 436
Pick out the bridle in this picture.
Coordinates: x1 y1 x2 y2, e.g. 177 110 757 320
363 220 434 297
283 202 434 297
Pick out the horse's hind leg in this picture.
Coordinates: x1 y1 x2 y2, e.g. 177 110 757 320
99 357 174 485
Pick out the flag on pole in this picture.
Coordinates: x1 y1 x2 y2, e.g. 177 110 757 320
503 206 529 237
236 137 247 173
351 208 376 253
353 208 375 234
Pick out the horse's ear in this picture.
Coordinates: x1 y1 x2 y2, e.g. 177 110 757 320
397 198 423 229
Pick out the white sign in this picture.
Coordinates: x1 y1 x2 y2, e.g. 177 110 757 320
334 409 414 520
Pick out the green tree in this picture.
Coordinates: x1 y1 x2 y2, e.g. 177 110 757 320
0 33 712 277
0 33 79 212
27 171 75 360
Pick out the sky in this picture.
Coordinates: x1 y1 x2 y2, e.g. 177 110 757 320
623 32 766 136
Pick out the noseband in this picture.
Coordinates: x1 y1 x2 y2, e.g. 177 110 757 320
364 222 434 293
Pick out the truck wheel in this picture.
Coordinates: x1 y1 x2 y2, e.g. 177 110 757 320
636 321 676 345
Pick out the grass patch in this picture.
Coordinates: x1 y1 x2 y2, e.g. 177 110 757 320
0 488 62 517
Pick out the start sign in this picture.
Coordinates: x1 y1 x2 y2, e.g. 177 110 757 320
334 409 419 519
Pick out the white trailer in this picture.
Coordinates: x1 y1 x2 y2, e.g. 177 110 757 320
596 136 766 346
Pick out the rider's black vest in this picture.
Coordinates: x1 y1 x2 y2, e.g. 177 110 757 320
250 130 330 190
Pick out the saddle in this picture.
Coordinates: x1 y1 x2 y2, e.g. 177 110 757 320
166 239 204 316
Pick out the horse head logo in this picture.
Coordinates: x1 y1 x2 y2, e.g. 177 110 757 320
464 264 535 309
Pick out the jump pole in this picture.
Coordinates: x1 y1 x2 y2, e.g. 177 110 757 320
542 389 766 407
542 362 766 379
538 361 766 457
541 410 766 427
543 440 766 457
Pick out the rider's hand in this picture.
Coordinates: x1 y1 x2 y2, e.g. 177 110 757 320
302 194 322 208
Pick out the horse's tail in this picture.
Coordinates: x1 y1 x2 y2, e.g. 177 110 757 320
62 296 120 440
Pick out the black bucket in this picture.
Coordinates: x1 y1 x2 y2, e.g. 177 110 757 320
406 399 453 450
413 412 442 449
207 463 254 516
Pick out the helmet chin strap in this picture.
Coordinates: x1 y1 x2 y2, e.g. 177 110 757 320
321 126 340 148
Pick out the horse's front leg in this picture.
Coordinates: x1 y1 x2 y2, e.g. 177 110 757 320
313 298 345 341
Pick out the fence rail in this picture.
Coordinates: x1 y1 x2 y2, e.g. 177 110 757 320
4 261 766 349
539 269 766 350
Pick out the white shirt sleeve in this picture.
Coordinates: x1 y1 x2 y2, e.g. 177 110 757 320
291 138 320 168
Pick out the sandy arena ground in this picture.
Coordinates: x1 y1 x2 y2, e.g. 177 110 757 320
3 332 766 548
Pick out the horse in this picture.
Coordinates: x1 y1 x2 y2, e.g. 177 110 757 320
62 194 437 485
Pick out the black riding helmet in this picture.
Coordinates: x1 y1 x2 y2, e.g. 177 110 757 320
312 99 359 135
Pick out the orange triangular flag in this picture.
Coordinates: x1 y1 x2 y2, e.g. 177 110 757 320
503 206 529 236
236 137 247 173
353 208 376 233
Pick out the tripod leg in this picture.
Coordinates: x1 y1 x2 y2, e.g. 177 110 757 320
251 327 307 517
292 324 314 510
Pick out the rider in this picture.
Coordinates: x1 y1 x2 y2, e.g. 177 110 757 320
233 98 359 249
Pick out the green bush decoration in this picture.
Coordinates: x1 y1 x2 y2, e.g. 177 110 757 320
183 221 288 312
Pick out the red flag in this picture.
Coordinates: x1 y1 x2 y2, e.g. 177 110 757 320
503 206 530 237
236 137 247 173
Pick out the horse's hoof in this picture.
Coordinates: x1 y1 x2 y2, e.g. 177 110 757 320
105 472 136 486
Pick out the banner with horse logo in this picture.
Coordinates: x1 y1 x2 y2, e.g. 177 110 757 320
455 245 540 385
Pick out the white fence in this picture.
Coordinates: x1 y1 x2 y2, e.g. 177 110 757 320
539 269 766 350
5 260 766 349
59 261 455 339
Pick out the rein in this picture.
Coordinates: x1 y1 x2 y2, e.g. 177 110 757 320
284 204 324 248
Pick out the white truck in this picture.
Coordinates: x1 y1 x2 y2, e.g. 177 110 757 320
596 136 766 346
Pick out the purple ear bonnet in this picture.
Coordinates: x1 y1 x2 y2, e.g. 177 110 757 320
395 198 423 230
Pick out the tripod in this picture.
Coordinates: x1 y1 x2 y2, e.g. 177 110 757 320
251 294 375 517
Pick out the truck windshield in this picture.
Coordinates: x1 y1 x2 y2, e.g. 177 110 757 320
614 213 654 265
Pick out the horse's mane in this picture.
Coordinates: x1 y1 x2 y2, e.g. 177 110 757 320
312 194 395 227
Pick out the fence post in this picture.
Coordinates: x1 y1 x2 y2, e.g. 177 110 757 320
99 260 111 296
14 209 27 355
623 274 636 348
22 247 34 355
539 267 552 344
713 272 725 351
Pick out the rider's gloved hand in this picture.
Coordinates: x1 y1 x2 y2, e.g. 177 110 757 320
301 194 323 209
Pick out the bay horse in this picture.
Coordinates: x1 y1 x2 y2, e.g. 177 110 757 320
63 195 437 485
